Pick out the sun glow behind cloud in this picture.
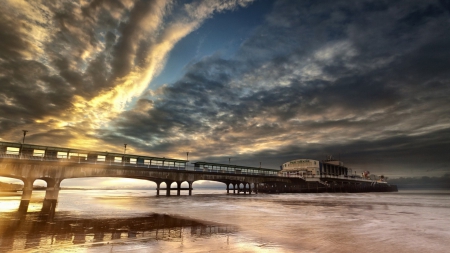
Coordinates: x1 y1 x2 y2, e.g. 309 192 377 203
0 0 256 152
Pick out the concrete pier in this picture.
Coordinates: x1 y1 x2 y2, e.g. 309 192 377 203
0 158 291 211
18 179 33 212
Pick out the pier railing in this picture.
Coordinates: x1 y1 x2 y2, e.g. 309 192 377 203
0 153 276 177
278 173 386 183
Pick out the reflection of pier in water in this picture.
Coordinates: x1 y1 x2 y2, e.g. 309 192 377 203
0 206 236 252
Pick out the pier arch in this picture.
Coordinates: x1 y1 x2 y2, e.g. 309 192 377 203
178 181 190 195
60 177 158 189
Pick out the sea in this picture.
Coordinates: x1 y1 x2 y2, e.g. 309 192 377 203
0 189 449 252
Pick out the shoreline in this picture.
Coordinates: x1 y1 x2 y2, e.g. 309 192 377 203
0 191 21 197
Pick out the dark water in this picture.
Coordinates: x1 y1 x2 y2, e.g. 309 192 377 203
1 189 449 252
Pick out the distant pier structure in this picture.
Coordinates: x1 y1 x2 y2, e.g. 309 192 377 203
258 158 398 193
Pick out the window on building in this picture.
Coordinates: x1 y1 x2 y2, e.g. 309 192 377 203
6 147 20 155
57 152 68 159
33 149 45 157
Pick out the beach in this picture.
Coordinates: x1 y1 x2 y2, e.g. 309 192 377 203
0 189 449 252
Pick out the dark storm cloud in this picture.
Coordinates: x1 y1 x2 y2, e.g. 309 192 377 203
109 0 164 78
0 13 32 60
43 0 146 97
113 0 450 176
0 0 170 137
177 126 450 177
113 55 242 144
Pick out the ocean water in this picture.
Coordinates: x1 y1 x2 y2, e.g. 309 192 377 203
0 189 449 252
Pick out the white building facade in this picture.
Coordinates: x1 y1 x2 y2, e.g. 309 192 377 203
279 159 321 177
279 159 349 178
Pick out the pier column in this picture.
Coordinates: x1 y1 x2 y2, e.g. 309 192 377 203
226 183 230 194
19 178 35 212
243 183 247 195
233 183 236 194
156 182 161 196
237 183 240 195
248 183 252 195
177 182 181 196
43 179 61 212
188 181 193 196
166 181 172 196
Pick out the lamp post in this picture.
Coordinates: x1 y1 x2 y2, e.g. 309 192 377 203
123 144 127 165
185 152 189 170
22 130 28 144
20 130 28 159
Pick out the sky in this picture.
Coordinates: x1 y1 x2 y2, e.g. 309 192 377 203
1 0 450 187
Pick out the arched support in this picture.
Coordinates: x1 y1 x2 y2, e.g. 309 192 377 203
19 178 35 212
42 178 62 212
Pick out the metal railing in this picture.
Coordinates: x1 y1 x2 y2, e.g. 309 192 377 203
0 153 277 177
278 173 387 183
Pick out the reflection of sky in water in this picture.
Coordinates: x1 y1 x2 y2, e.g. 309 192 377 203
0 199 19 212
0 191 46 213
0 208 240 252
1 189 450 252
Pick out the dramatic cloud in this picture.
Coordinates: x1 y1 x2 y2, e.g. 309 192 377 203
1 0 450 177
113 0 450 175
0 0 254 147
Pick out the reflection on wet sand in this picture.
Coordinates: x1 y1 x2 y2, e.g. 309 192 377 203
0 205 236 252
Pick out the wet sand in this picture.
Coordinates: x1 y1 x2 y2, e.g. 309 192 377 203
1 189 449 252
0 191 21 197
0 210 238 252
